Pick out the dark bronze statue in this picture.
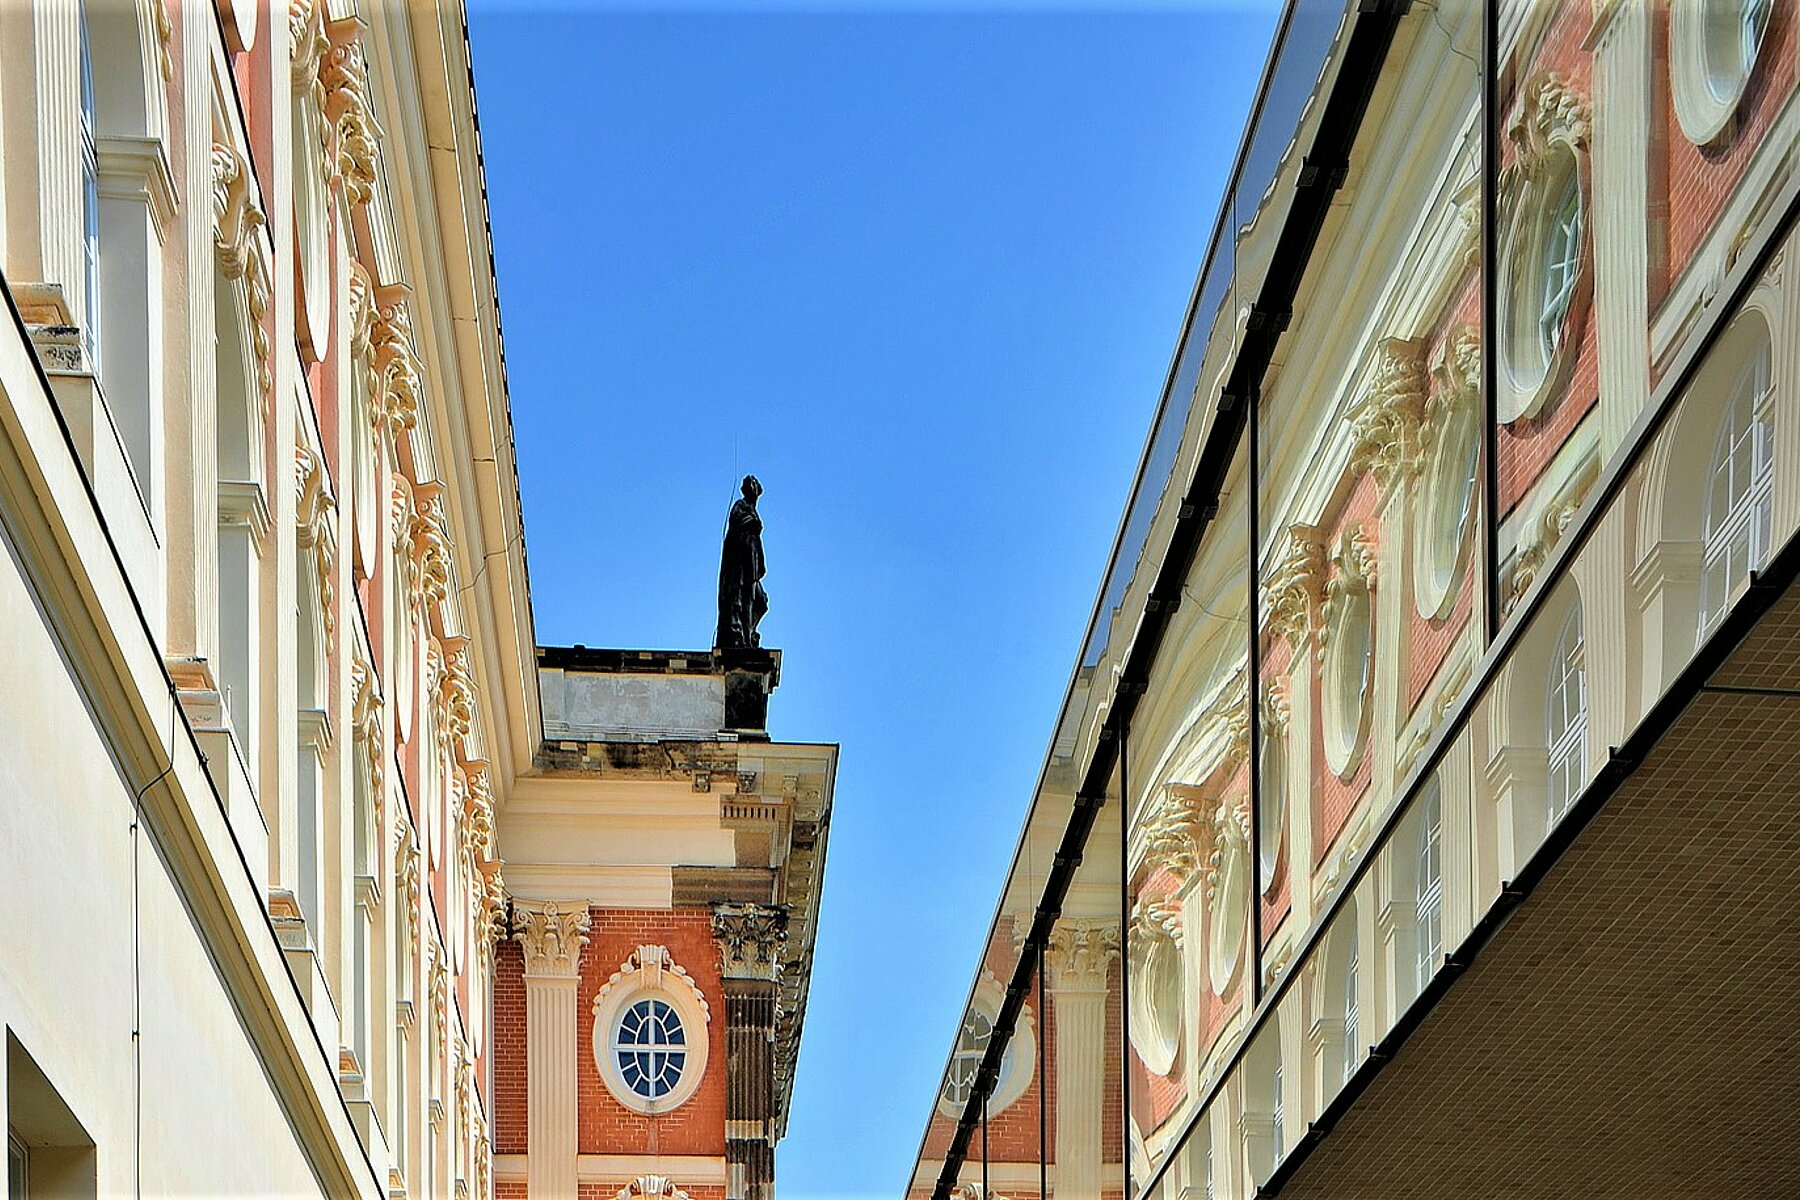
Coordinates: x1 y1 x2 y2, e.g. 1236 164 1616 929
715 475 768 650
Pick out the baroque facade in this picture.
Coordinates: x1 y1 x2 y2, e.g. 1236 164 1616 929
914 1 1800 1197
0 3 833 1200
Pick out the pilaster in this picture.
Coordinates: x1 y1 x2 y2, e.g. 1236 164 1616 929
712 903 788 1200
1047 919 1119 1200
514 899 590 1200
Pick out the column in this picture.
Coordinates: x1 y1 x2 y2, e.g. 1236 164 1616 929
514 900 590 1200
1590 0 1654 461
712 903 788 1200
1048 919 1119 1199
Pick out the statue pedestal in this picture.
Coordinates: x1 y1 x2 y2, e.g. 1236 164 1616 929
717 647 781 739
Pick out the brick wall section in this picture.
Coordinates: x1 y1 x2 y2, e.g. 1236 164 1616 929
578 908 727 1158
1659 3 1797 316
1130 866 1186 1134
495 1181 527 1200
493 939 528 1155
577 1187 727 1200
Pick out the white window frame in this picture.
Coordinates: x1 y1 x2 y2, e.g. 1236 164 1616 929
1672 0 1773 145
611 997 690 1103
1415 782 1445 995
1342 926 1360 1085
936 979 1034 1120
1545 606 1588 825
591 947 713 1117
1698 345 1775 638
78 8 100 372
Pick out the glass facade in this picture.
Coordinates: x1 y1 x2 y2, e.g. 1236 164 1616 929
914 0 1800 1195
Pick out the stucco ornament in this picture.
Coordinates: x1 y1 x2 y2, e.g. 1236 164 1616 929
350 654 385 824
513 900 591 977
372 295 423 446
323 21 380 205
209 141 273 405
593 945 713 1026
1047 920 1120 989
1263 524 1326 647
395 817 421 946
1348 336 1428 490
711 902 789 981
615 1179 692 1200
294 443 338 652
1319 527 1377 777
1141 785 1207 883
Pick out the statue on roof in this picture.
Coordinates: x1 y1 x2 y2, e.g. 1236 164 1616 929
715 475 768 650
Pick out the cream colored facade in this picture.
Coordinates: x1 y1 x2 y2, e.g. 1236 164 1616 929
916 1 1800 1197
2 0 525 1196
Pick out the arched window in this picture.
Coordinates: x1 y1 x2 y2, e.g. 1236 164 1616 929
1699 344 1774 636
1415 781 1444 994
1342 926 1360 1084
1545 605 1588 824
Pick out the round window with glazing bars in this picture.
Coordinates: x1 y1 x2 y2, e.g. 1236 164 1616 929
613 998 687 1101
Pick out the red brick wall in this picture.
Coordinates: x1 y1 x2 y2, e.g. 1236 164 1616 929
495 1181 526 1200
578 908 727 1158
493 939 528 1155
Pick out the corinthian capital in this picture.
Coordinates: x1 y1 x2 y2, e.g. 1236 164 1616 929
711 903 788 981
513 900 591 978
1047 919 1119 993
1348 336 1428 490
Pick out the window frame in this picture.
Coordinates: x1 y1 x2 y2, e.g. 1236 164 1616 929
1698 345 1775 638
1545 605 1589 825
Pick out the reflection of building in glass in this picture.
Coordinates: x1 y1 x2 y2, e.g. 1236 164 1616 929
0 6 834 1200
914 1 1800 1196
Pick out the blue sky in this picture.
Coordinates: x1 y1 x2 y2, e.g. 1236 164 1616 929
465 4 1278 1193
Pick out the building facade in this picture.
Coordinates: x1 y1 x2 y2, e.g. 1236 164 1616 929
914 0 1800 1196
0 3 832 1200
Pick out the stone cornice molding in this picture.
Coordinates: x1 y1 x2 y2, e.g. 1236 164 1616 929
615 1178 692 1200
323 18 379 206
1047 919 1119 992
209 141 272 404
513 900 591 979
712 903 789 981
1348 336 1428 489
593 945 713 1025
1263 524 1326 646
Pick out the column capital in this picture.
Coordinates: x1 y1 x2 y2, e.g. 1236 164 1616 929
1047 919 1119 993
711 903 788 982
513 899 590 979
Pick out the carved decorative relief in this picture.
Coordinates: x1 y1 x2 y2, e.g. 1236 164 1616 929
410 487 453 616
1202 798 1252 908
350 654 385 824
323 20 378 205
1348 337 1428 489
209 142 273 403
1506 72 1591 178
395 817 421 947
294 443 338 652
1425 326 1481 453
1046 919 1119 989
478 863 507 950
372 295 423 446
1318 527 1377 656
513 900 591 978
1263 524 1326 646
593 945 713 1025
1508 489 1584 612
1141 786 1206 883
712 903 789 981
615 1179 692 1200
